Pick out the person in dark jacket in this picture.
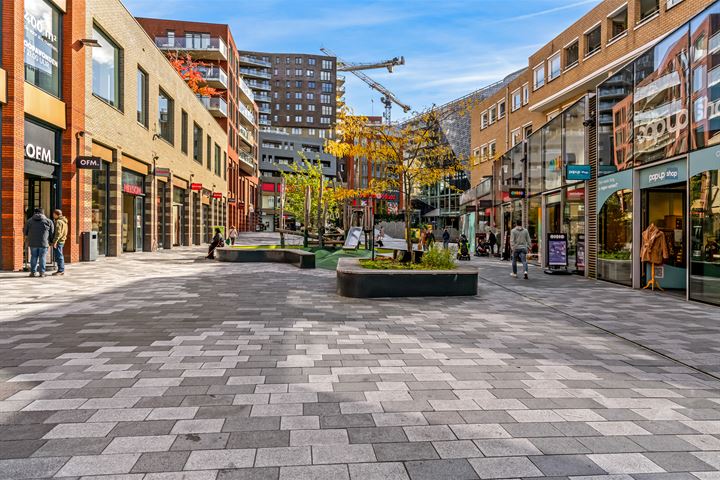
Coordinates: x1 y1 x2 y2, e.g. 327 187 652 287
442 228 450 249
23 208 54 277
488 230 498 255
206 227 224 259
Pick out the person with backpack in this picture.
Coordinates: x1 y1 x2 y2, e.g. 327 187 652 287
510 220 531 279
206 227 225 259
442 227 450 249
227 226 238 246
23 208 54 277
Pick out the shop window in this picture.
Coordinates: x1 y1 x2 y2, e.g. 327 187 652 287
634 25 689 164
608 5 628 41
193 123 203 164
639 0 659 22
597 64 634 176
563 98 586 171
527 133 543 196
585 25 602 57
24 0 62 98
92 25 122 109
565 40 579 69
690 168 720 305
543 115 562 191
598 188 633 286
158 89 174 144
691 2 720 150
137 68 148 127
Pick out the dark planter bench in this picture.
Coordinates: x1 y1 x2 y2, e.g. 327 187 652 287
216 248 315 269
337 258 477 298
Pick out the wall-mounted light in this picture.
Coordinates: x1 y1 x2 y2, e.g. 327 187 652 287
79 38 101 48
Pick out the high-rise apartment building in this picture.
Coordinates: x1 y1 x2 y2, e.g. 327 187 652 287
238 51 339 230
137 18 260 232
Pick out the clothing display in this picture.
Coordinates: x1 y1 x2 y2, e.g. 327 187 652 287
640 223 669 265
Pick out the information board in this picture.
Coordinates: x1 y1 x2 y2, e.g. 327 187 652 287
547 233 568 267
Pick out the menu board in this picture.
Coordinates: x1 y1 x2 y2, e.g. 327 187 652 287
547 233 568 267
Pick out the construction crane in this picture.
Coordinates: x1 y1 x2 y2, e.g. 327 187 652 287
321 48 411 125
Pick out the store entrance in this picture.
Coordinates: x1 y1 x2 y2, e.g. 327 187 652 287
122 193 144 252
172 204 184 246
23 176 56 266
641 183 686 292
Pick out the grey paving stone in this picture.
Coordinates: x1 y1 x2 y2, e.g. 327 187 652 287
43 422 116 439
373 441 439 461
278 464 349 480
468 456 543 478
644 451 716 472
130 451 190 473
0 457 67 479
0 440 45 459
587 453 665 474
227 430 289 449
103 434 176 454
431 440 483 459
405 459 478 480
254 446 311 467
184 448 255 470
312 444 376 464
575 436 643 454
475 438 542 457
289 429 348 446
348 462 409 480
347 427 408 444
319 414 375 428
217 467 279 480
528 454 607 476
170 433 229 451
55 453 140 477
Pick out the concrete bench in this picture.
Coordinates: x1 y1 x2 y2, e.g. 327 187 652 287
216 248 315 269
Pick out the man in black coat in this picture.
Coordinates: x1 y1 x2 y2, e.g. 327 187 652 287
23 208 54 277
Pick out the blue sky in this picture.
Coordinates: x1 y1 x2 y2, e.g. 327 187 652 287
126 0 601 120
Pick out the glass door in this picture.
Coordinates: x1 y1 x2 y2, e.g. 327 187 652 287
134 196 144 252
23 176 56 266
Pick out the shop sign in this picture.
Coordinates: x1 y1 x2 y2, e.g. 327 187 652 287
227 198 236 203
639 159 687 189
547 233 568 267
76 156 102 169
261 183 276 192
508 188 525 199
154 167 171 177
190 182 202 191
24 119 57 165
566 165 591 181
597 169 633 210
212 192 222 199
689 144 720 177
123 184 143 195
567 188 585 201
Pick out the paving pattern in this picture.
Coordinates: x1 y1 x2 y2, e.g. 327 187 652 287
1 234 720 479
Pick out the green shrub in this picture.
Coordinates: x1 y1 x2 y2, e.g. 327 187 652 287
420 245 457 270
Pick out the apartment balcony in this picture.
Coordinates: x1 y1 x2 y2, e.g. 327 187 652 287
155 36 227 61
241 68 271 80
239 125 254 147
238 102 255 125
197 65 228 89
238 150 257 175
259 106 272 114
337 75 346 86
246 80 271 91
239 55 271 68
197 95 227 118
238 77 254 102
254 94 271 103
259 118 271 126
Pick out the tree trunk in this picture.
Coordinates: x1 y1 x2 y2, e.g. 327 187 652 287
404 178 413 263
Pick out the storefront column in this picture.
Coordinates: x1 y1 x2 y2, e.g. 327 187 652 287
0 0 25 271
632 171 642 289
193 192 201 245
163 175 173 249
143 174 156 252
182 188 191 247
106 151 122 257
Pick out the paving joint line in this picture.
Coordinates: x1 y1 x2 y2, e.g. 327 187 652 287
476 267 720 383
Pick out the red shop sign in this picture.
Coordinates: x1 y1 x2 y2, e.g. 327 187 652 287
122 184 143 195
190 183 203 191
212 192 223 199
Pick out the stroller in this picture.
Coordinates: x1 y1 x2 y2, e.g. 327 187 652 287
474 233 490 257
457 234 471 261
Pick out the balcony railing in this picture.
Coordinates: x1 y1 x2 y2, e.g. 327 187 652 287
197 95 227 117
239 125 253 144
259 118 271 126
246 80 271 91
238 77 254 101
155 36 227 60
259 106 271 114
197 65 228 89
239 151 256 169
254 94 271 103
241 68 271 79
239 55 271 68
238 102 254 124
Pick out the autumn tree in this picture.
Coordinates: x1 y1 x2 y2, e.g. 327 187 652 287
166 52 218 97
326 106 466 257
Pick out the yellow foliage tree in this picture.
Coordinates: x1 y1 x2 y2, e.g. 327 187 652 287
326 106 467 256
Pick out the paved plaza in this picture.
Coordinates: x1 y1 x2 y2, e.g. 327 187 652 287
2 233 720 479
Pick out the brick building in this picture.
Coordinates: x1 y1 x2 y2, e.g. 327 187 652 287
0 0 229 271
462 0 720 306
136 18 260 232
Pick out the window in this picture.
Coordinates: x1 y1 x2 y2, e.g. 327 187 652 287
294 115 302 122
608 5 628 40
308 81 316 88
306 92 315 100
285 57 290 64
181 110 188 154
320 117 331 124
206 134 212 169
92 26 122 108
524 124 532 139
480 145 488 161
295 80 302 88
136 68 148 126
511 90 521 111
286 80 291 87
193 123 203 164
565 40 579 69
511 129 521 146
308 128 316 136
307 104 316 112
285 104 290 110
322 59 333 70
489 141 496 159
320 71 331 81
322 105 333 115
489 106 497 124
274 68 278 75
214 143 221 176
295 104 302 111
292 128 301 134
666 0 683 8
306 116 314 123
498 100 506 118
308 58 316 66
294 92 302 99
295 68 302 76
158 89 174 144
306 70 315 78
321 94 331 103
295 57 302 64
25 0 62 97
548 53 561 80
273 92 279 99
286 69 291 76
533 64 545 90
584 25 601 56
472 148 480 165
481 111 488 129
223 152 227 180
639 0 659 21
522 84 530 104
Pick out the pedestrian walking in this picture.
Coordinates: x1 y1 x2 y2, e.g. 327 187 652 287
426 228 436 250
206 227 225 259
375 226 385 248
488 229 498 255
228 226 238 246
442 227 450 249
510 220 531 279
51 209 68 276
23 207 54 277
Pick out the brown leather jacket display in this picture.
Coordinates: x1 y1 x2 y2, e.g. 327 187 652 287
640 223 669 265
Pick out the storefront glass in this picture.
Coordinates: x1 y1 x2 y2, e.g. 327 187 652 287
634 25 690 165
690 2 720 150
564 98 586 170
543 116 562 191
598 188 633 286
91 163 109 255
690 167 720 305
597 64 634 176
528 195 542 262
173 188 185 246
564 186 586 269
527 132 542 195
24 0 62 97
121 170 144 252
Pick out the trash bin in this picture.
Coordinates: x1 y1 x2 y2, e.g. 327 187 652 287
81 231 98 261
